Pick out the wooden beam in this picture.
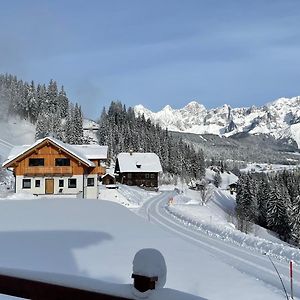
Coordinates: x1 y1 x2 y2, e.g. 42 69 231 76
0 274 133 300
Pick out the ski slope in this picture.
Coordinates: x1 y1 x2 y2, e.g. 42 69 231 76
0 117 35 162
138 191 300 300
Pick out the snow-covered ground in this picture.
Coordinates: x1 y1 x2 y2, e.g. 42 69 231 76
0 198 204 300
102 178 299 265
0 173 299 299
205 168 238 189
98 184 157 210
166 188 300 262
0 195 292 300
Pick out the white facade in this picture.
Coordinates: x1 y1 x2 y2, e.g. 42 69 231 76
83 174 99 199
16 175 99 199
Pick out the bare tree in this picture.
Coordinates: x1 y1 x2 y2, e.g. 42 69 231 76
197 179 215 205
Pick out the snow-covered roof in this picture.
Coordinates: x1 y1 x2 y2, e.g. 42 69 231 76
117 152 162 173
72 145 108 160
2 137 108 168
101 173 115 178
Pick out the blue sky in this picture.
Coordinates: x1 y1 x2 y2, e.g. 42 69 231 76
1 0 300 119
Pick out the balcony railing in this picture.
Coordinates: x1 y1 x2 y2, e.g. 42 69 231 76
24 166 73 176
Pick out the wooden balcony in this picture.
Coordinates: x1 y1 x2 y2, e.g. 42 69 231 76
88 166 106 175
24 166 73 176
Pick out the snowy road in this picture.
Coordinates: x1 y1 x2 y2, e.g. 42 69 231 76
138 191 300 299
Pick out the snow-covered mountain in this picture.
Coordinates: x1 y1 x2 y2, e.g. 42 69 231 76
134 97 300 148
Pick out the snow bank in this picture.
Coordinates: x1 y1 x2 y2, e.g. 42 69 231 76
117 185 157 207
98 184 159 209
166 205 300 264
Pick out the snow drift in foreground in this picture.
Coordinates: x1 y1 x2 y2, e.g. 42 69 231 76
0 198 285 300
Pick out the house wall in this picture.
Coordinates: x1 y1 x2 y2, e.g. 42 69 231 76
83 174 99 199
119 172 158 187
16 175 84 196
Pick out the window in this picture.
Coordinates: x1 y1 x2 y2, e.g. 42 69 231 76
145 173 150 179
150 174 155 179
29 158 44 166
87 178 94 186
59 179 64 187
68 178 77 188
35 180 41 188
127 173 132 179
22 179 31 189
55 158 70 166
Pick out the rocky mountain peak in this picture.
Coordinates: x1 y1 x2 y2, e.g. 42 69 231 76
134 96 300 148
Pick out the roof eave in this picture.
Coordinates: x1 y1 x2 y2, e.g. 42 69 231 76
3 137 95 169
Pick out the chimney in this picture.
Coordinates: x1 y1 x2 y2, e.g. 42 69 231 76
129 149 133 156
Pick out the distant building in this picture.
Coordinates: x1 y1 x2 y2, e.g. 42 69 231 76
115 152 162 188
101 173 116 185
2 137 108 199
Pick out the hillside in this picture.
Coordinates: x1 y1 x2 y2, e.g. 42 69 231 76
0 116 35 162
171 131 300 165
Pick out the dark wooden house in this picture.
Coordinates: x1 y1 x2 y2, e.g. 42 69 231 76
115 152 162 188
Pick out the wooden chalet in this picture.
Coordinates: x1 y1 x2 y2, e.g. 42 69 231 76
2 137 108 199
101 173 116 185
115 152 162 188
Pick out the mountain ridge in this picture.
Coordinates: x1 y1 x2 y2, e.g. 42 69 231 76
134 96 300 148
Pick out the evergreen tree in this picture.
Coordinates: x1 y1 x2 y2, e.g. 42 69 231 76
213 171 222 188
267 183 291 241
256 175 270 227
236 173 258 232
65 104 76 144
57 86 69 118
73 104 84 144
46 79 58 114
35 113 50 139
291 195 300 246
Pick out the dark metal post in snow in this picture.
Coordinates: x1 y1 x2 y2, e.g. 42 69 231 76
264 253 289 300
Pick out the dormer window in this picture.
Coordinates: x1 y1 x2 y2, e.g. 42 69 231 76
136 163 141 168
